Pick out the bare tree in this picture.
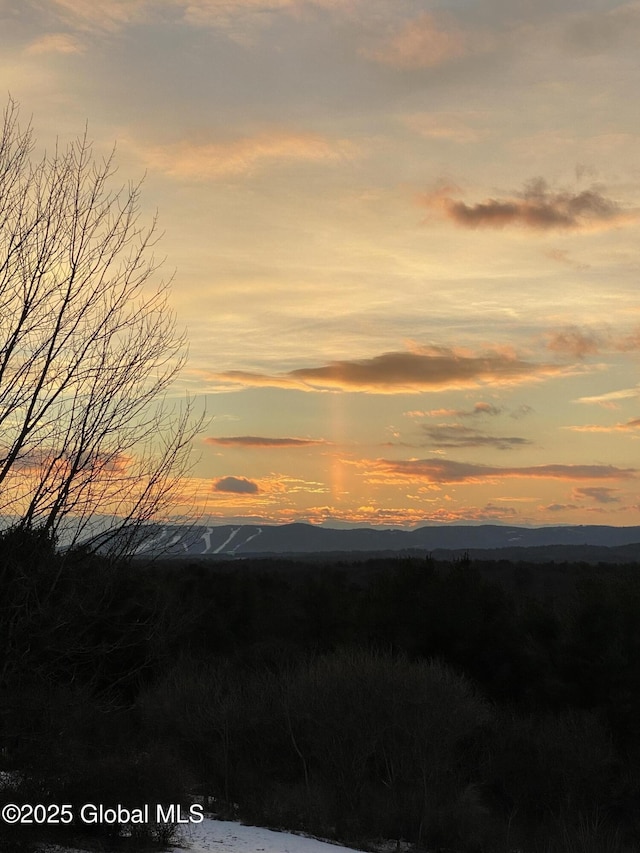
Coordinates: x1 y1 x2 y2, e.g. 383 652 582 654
0 97 202 554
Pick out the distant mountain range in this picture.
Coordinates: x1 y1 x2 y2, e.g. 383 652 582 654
129 522 640 562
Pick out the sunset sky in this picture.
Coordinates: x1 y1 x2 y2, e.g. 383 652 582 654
2 0 640 527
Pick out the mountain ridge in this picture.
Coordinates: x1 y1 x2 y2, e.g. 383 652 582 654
129 522 640 559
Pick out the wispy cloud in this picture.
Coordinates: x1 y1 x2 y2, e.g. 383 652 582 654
546 326 602 359
510 405 535 420
184 0 298 24
205 435 329 447
546 324 640 358
566 417 640 433
617 329 640 352
365 12 468 69
407 402 503 418
574 386 640 407
564 2 640 55
542 503 580 513
212 345 568 393
403 111 489 144
545 248 590 271
48 0 151 33
367 458 637 485
421 178 635 232
26 33 86 54
253 500 520 528
182 0 352 26
137 129 356 179
572 486 621 504
47 0 354 36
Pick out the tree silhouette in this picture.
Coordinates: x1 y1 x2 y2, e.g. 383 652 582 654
0 98 201 554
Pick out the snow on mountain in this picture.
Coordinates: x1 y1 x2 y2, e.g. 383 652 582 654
123 521 640 558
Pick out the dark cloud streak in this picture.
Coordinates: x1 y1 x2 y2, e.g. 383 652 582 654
422 178 632 231
372 458 637 484
214 345 566 393
420 424 531 450
573 486 621 504
213 476 259 494
206 436 328 447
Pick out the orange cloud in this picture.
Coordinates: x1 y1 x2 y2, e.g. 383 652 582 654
205 435 329 447
366 13 467 69
253 501 520 527
617 328 640 351
197 472 328 509
368 458 637 485
566 418 640 433
3 448 133 476
546 248 590 271
546 324 640 358
212 345 567 394
139 129 356 179
406 408 459 418
422 178 635 232
546 326 602 359
408 402 503 418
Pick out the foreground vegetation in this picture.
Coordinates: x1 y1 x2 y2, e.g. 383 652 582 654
2 527 640 851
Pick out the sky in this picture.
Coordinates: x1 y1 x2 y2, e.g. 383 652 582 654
2 0 640 528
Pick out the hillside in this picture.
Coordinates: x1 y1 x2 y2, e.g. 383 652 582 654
127 521 640 562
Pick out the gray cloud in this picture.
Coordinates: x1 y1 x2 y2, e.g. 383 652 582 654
419 402 503 418
468 401 502 417
546 324 640 358
420 424 531 450
509 404 534 420
546 326 602 358
564 4 640 55
409 402 531 420
423 178 633 231
573 486 621 504
543 503 580 512
206 435 327 447
213 476 260 494
372 458 637 484
214 345 566 393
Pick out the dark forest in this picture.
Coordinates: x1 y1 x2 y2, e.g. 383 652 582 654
2 527 640 852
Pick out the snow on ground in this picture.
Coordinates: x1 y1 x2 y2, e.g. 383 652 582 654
41 818 366 853
172 818 363 853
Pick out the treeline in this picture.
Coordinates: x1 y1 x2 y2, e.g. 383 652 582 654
2 529 640 851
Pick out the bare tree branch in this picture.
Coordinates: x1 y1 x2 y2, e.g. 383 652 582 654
0 97 203 555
